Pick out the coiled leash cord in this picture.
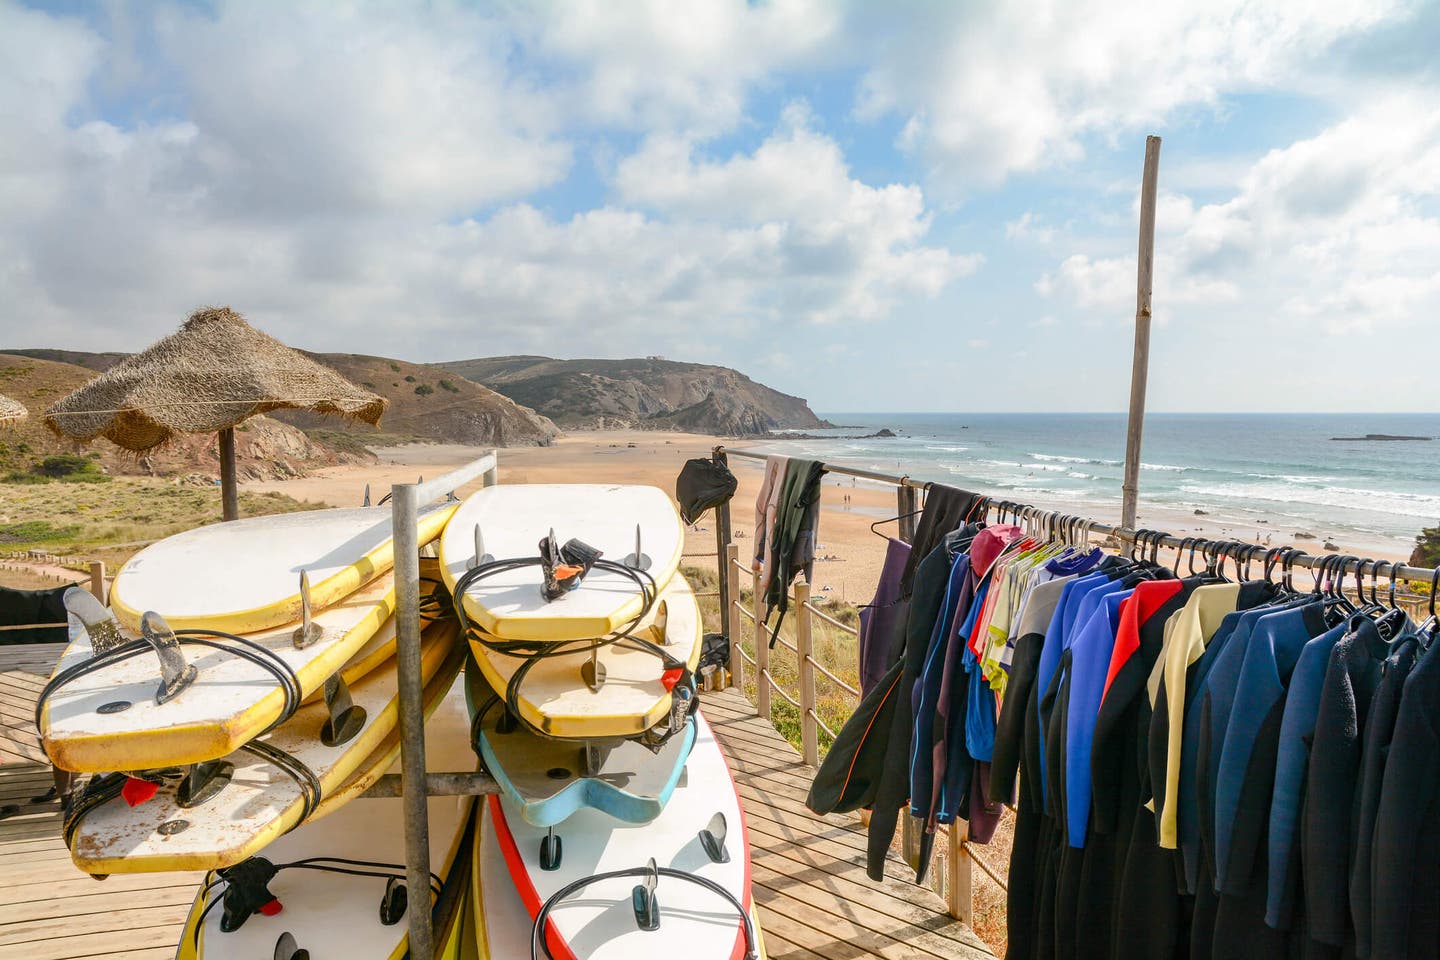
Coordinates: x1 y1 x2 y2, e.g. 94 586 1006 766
529 865 758 960
454 556 681 740
36 630 303 734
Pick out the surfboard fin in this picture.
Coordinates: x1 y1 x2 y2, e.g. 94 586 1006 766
623 524 652 571
581 649 607 693
647 599 670 646
540 826 563 871
378 877 407 926
140 612 198 705
275 932 310 960
699 812 731 863
320 673 366 747
176 759 235 808
292 571 323 649
63 586 128 655
362 483 371 507
467 523 495 569
631 857 660 931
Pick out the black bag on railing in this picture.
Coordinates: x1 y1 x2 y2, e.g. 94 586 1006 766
675 457 737 526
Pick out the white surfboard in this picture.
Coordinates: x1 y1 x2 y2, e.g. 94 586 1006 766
478 713 755 960
466 574 701 740
176 674 479 960
439 484 683 642
111 503 456 635
40 574 409 773
65 621 462 875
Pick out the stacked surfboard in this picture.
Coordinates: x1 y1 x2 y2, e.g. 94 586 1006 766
439 484 765 959
36 504 472 959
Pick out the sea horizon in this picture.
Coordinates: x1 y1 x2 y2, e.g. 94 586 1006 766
749 411 1440 559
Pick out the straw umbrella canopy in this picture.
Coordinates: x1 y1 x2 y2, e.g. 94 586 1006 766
44 307 386 520
0 393 25 427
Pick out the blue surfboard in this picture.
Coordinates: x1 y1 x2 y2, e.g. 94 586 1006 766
463 659 694 827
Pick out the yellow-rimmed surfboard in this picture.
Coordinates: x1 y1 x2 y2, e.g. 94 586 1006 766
464 573 701 739
111 503 455 635
438 484 683 643
64 619 462 875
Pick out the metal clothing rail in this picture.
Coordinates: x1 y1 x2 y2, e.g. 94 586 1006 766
717 446 1440 585
388 450 501 960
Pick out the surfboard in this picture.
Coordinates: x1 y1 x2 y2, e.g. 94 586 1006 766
478 712 755 960
465 573 702 740
439 484 683 642
465 663 694 827
472 818 770 960
65 620 463 875
174 679 478 960
111 502 456 635
38 571 434 773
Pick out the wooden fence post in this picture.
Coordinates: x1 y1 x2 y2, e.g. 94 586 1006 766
88 561 106 604
725 544 743 691
795 579 818 766
948 821 974 925
753 566 770 721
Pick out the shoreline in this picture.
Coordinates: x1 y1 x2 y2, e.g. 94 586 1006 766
235 430 1418 607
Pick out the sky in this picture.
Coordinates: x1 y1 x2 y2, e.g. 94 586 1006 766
3 1 1439 414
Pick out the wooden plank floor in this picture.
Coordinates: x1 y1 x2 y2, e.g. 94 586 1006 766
0 646 992 959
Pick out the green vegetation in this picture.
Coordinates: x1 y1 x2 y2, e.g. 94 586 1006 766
0 477 326 558
414 384 434 396
1414 523 1440 569
389 362 401 372
404 375 417 383
683 564 860 756
438 379 460 393
1 453 113 485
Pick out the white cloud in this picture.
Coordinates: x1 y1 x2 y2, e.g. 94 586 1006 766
1037 94 1440 336
853 0 1401 188
1005 212 1056 244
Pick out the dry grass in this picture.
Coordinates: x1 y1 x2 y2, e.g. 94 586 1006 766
0 476 328 561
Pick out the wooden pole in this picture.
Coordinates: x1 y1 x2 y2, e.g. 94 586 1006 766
753 566 770 721
218 427 239 522
88 561 105 604
725 544 744 691
795 580 818 766
1121 135 1162 532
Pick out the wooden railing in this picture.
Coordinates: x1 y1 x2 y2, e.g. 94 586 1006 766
720 538 992 925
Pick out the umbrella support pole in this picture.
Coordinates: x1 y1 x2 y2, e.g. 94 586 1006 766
218 427 239 522
391 450 498 960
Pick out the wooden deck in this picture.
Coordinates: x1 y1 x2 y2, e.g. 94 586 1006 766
0 646 992 959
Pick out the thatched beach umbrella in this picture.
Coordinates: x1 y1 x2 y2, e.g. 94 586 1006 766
44 307 386 520
0 392 25 427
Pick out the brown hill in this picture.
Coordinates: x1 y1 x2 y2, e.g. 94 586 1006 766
438 356 831 435
271 353 559 447
0 353 372 481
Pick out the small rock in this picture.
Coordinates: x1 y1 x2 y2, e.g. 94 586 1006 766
1194 509 1208 516
1295 531 1317 540
1323 540 1339 551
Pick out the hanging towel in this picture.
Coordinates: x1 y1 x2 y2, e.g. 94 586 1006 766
759 458 825 644
858 537 911 694
752 454 788 586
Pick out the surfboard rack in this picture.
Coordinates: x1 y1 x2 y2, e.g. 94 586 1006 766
139 612 198 705
623 524 653 571
319 673 366 747
291 571 324 649
631 857 661 931
699 811 730 864
540 825 562 871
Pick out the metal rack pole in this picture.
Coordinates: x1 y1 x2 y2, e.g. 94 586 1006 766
391 450 498 960
719 448 1440 583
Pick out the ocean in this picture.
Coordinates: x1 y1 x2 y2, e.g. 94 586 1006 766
750 413 1440 557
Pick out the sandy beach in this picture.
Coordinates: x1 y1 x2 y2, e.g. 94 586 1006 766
239 429 1417 609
